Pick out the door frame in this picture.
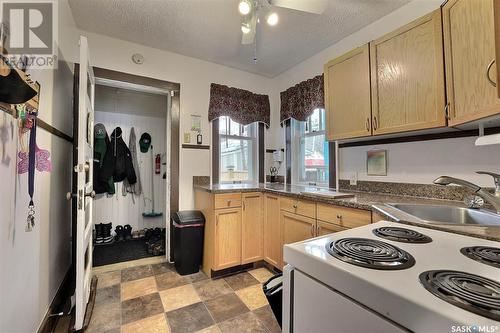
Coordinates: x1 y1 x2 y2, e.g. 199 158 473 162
71 66 181 273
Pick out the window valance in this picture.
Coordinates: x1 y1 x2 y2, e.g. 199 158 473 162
208 83 270 127
280 74 324 123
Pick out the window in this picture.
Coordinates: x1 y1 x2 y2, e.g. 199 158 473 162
218 116 259 183
292 109 329 186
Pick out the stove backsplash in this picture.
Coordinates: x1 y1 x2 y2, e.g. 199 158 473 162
338 179 494 202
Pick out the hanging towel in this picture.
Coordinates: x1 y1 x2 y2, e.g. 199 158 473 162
122 127 142 196
101 127 137 184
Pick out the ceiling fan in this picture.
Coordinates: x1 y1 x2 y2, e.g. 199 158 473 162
239 0 328 45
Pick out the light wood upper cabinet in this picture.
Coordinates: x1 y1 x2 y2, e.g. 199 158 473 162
264 194 282 268
281 211 316 246
370 10 446 135
241 193 263 264
324 45 372 140
214 208 241 270
443 0 500 125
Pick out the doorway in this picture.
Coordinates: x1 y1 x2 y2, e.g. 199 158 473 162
72 66 180 269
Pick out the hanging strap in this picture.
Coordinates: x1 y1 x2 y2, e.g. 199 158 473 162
26 116 36 231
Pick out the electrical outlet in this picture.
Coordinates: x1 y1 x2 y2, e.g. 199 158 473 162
349 172 358 186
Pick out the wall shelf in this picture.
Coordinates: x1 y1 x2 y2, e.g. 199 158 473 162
182 144 210 150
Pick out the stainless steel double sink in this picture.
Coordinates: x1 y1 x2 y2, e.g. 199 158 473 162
373 203 500 226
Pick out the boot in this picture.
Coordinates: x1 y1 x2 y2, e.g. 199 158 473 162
102 222 114 244
123 224 132 240
95 223 103 244
115 225 124 242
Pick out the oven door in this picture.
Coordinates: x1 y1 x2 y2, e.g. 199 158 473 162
284 266 408 333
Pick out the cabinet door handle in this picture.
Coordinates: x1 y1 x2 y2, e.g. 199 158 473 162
373 116 378 131
487 59 497 87
227 200 231 207
242 201 245 210
336 214 343 221
311 224 315 236
365 117 370 132
444 102 450 120
292 204 298 209
317 225 321 234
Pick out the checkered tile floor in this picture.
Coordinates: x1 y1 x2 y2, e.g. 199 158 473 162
88 261 281 333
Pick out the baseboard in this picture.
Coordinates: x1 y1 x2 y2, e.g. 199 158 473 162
37 267 74 333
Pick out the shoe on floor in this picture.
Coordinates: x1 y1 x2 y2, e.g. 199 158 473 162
115 225 124 242
101 222 114 244
94 223 103 244
124 224 132 240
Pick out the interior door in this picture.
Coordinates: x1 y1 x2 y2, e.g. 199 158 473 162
74 36 95 331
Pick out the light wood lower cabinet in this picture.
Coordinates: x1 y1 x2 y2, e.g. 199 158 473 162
241 192 263 264
281 211 316 246
316 220 347 236
196 189 375 274
316 204 372 229
264 194 282 268
214 207 242 270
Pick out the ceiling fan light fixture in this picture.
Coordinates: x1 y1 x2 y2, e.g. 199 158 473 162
266 12 279 26
241 23 251 34
238 0 252 15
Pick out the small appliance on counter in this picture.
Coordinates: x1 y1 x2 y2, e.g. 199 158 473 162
269 166 278 183
283 221 500 332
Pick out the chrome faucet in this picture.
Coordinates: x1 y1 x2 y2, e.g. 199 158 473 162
476 171 500 197
433 172 500 214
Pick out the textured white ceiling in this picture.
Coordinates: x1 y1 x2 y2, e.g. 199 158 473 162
68 0 410 77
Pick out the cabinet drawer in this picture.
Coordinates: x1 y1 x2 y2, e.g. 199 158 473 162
317 204 371 229
214 193 242 209
280 197 316 218
316 221 348 236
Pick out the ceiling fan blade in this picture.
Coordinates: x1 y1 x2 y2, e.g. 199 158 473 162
241 15 257 45
269 0 327 14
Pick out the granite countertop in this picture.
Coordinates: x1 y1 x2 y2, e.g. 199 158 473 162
193 183 463 210
194 183 500 242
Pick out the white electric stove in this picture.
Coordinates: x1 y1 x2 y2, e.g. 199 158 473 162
283 221 500 333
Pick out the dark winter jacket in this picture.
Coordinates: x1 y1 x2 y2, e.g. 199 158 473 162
100 127 137 184
93 123 115 194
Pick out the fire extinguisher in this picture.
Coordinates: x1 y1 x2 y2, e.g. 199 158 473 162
155 154 161 174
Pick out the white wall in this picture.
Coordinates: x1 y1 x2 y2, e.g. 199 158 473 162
0 1 79 332
81 32 273 210
269 0 500 187
93 86 168 231
340 137 500 187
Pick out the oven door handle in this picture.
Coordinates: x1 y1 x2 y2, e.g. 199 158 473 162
282 265 294 333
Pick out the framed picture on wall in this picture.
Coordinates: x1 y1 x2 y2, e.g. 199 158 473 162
191 114 201 131
367 150 387 176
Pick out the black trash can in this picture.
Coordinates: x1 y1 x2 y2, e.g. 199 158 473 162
263 273 283 328
172 210 205 275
